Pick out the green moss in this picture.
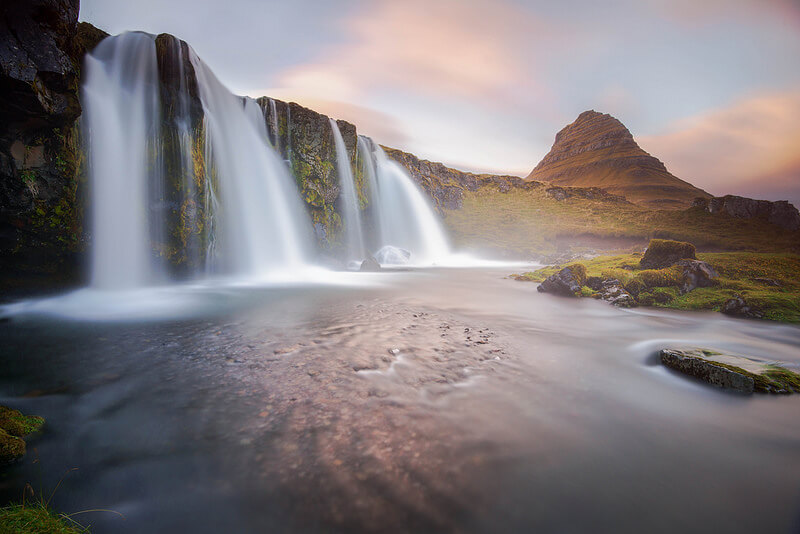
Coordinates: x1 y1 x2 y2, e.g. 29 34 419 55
518 252 800 322
636 266 683 288
0 407 44 437
0 503 87 533
0 429 26 463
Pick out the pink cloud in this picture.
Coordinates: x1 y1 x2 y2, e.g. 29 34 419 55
640 89 800 203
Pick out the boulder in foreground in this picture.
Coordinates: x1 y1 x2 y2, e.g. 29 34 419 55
660 348 800 394
537 264 586 297
639 239 696 269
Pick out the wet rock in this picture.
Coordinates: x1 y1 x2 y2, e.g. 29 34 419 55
721 295 763 319
0 405 44 464
375 246 411 265
585 276 603 291
660 349 755 393
359 256 381 272
660 348 800 394
597 279 636 307
639 239 696 269
0 429 26 464
537 264 586 297
674 259 717 293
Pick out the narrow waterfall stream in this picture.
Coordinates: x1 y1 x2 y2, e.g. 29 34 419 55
329 118 366 265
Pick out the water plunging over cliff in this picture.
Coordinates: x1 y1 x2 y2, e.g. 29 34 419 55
359 137 450 264
82 32 313 289
83 32 161 289
330 119 365 264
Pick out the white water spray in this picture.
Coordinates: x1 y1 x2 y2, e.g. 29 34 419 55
359 138 450 264
190 53 313 278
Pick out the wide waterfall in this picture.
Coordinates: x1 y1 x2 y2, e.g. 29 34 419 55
358 137 451 264
330 119 366 264
82 32 313 289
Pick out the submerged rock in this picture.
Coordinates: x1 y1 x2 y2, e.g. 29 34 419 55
639 239 696 269
659 348 800 394
359 256 381 272
537 264 586 297
375 246 411 265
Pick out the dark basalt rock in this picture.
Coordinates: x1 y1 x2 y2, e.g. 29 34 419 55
674 259 717 293
639 239 696 269
597 279 636 307
660 349 755 393
721 295 763 319
693 195 800 231
537 264 586 297
382 146 529 212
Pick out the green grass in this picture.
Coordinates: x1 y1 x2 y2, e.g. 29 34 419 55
445 186 800 256
0 503 87 533
514 252 800 322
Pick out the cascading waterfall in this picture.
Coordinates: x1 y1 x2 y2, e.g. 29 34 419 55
358 138 451 264
189 51 313 278
330 119 366 264
83 31 314 290
82 32 161 289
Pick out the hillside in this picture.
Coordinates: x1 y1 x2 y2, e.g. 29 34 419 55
526 110 710 208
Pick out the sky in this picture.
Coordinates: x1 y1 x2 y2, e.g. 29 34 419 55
80 0 800 206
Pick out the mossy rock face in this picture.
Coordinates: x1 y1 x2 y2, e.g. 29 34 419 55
0 429 26 464
640 239 696 269
0 406 45 437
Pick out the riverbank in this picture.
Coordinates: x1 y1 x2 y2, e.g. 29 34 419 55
514 251 800 322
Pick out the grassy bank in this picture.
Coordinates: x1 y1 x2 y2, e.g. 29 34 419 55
445 187 800 256
514 252 800 322
0 503 87 533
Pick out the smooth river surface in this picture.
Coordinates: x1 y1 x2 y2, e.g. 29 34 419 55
1 267 799 533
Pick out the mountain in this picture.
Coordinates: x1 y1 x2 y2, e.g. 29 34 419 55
526 110 711 208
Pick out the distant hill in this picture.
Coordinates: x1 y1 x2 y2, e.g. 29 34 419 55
526 110 711 208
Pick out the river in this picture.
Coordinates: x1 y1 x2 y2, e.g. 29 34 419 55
1 266 799 533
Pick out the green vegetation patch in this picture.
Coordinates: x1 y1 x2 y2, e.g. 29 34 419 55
0 407 44 438
514 252 800 323
0 503 87 534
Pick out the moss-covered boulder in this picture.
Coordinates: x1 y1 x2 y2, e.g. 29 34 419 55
660 348 800 394
0 406 44 464
639 239 696 269
537 263 586 297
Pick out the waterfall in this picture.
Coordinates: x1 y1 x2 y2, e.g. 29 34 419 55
329 119 365 264
82 32 314 289
82 32 160 289
189 51 313 278
359 138 451 265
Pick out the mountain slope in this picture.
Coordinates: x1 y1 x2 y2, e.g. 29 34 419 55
526 110 710 208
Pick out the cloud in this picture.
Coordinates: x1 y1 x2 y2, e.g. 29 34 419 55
269 0 553 105
640 89 800 205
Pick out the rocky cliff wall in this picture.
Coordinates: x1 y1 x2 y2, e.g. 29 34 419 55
692 195 800 231
1 0 107 285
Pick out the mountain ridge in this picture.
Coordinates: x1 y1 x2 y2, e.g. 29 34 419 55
526 110 711 208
